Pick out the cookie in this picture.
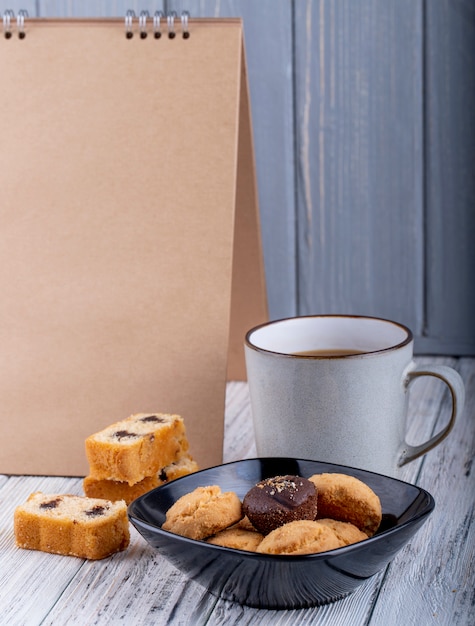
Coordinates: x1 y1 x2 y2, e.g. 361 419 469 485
232 516 259 532
207 526 264 551
317 518 368 546
256 519 343 555
162 485 243 540
309 473 382 536
242 475 318 534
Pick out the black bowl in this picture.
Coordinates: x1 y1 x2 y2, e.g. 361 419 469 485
128 458 434 609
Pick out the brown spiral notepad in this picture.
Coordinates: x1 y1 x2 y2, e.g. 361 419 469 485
0 10 267 475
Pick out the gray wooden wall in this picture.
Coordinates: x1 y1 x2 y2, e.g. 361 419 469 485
4 1 475 354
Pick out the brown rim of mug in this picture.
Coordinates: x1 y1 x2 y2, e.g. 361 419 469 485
244 314 414 358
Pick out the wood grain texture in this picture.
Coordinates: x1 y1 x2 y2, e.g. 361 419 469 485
37 1 165 17
370 357 475 626
294 0 424 333
0 360 474 624
1 0 36 16
223 380 256 462
0 476 84 626
421 0 475 355
41 529 217 625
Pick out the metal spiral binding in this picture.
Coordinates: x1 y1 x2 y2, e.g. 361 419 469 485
2 9 14 38
139 10 149 39
153 10 164 39
17 9 27 39
125 9 135 39
167 11 177 38
125 9 190 39
181 11 190 39
3 9 28 39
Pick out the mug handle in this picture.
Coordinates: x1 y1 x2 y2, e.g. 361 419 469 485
399 363 465 467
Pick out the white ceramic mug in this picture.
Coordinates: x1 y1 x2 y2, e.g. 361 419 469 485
244 315 465 477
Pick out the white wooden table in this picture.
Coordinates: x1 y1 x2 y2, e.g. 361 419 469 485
1 356 474 626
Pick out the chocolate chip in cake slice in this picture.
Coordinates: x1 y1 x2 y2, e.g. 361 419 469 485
113 430 138 440
140 415 166 423
85 505 108 517
40 498 62 510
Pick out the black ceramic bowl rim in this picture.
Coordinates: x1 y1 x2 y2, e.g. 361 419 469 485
128 457 435 561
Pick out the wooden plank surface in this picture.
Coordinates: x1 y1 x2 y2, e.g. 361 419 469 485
370 357 475 625
1 357 473 625
0 476 85 626
293 0 424 334
37 1 165 17
421 0 475 355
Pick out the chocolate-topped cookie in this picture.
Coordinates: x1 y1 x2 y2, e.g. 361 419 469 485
242 475 318 534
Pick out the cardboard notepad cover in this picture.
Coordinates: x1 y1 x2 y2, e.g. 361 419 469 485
0 18 267 475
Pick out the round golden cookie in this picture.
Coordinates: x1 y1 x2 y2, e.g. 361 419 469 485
162 485 243 540
317 518 368 546
233 515 258 532
308 473 382 536
256 520 343 555
207 527 264 552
